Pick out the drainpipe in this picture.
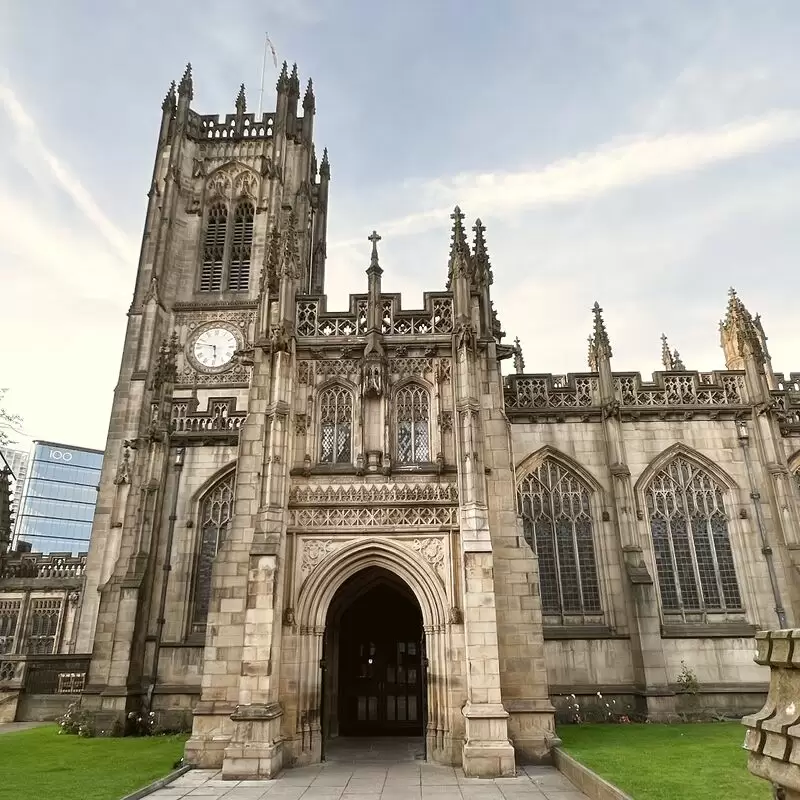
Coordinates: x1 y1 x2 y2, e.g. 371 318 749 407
736 421 787 629
146 445 185 712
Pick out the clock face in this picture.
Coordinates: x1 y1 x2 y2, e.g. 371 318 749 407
192 326 238 371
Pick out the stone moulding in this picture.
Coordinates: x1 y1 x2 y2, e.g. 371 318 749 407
288 482 458 505
297 534 449 582
289 505 457 528
553 748 633 800
502 368 800 426
743 628 800 798
295 293 454 338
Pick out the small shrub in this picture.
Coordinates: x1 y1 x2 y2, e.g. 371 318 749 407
555 692 637 724
676 661 700 695
57 701 95 738
127 710 157 736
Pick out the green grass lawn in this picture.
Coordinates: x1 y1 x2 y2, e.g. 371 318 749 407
558 723 770 800
0 725 189 800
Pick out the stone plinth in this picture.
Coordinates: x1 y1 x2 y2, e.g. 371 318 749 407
742 629 800 799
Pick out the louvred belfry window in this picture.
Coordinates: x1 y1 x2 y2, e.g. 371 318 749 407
518 459 602 618
646 457 742 614
319 386 352 464
227 201 254 291
200 202 227 291
199 197 254 293
191 472 234 635
396 385 430 463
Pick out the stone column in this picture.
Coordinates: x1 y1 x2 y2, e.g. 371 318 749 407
743 629 800 798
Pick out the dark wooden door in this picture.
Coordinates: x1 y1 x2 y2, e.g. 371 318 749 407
338 587 423 736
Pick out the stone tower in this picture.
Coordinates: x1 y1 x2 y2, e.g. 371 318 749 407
75 64 556 778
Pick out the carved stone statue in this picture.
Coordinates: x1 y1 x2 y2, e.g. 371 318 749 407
362 357 385 397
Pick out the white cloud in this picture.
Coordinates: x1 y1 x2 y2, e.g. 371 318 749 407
0 80 136 265
332 110 800 245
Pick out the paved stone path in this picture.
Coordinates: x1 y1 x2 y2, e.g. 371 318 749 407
0 721 48 735
147 763 589 800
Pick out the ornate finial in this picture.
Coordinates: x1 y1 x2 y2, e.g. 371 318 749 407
447 206 470 288
368 230 382 272
450 206 467 251
178 63 193 100
276 61 289 92
319 147 330 179
513 337 525 374
587 336 597 371
289 63 300 94
672 349 685 370
303 78 315 112
281 209 300 278
721 286 763 362
162 80 176 112
261 224 281 293
235 83 246 115
661 333 673 370
491 301 505 341
472 218 494 287
590 302 612 360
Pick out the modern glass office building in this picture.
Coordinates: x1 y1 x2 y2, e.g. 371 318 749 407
13 441 104 554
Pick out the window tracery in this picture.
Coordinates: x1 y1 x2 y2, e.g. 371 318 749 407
199 193 254 293
518 459 602 618
319 386 353 464
396 384 430 463
200 202 227 291
191 472 234 635
227 201 254 291
645 457 742 614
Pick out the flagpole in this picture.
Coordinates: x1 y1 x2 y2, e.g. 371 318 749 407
257 32 268 118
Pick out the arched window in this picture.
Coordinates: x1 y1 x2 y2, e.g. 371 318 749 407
227 200 254 291
200 202 227 291
518 459 602 617
191 472 234 635
199 196 254 293
319 386 352 464
396 384 430 463
645 457 742 614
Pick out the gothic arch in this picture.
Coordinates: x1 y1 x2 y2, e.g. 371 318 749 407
313 376 359 395
634 442 739 495
315 381 355 465
393 381 432 463
189 469 236 636
514 447 606 620
515 445 603 494
296 537 449 629
635 443 745 616
787 448 800 476
204 161 260 201
392 375 435 393
191 462 237 505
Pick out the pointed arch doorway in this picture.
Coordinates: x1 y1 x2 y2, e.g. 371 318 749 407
323 567 426 751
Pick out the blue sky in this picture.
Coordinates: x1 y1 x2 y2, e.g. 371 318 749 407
2 1 799 450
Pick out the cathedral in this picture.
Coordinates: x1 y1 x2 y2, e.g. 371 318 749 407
73 63 800 779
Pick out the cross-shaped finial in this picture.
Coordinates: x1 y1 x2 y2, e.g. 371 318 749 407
367 230 382 271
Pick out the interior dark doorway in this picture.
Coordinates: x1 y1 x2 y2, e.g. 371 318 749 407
325 567 425 739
